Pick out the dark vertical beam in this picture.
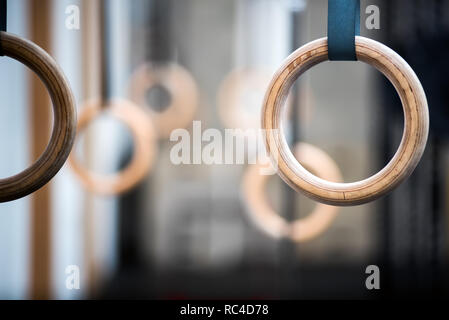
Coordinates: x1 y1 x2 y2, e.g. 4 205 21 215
147 0 173 62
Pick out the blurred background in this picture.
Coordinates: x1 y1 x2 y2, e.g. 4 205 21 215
0 0 448 299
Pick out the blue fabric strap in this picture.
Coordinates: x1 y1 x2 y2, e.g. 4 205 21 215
328 0 360 61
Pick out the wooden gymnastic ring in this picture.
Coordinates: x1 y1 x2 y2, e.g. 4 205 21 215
0 32 76 203
218 68 273 130
128 63 198 139
242 143 342 242
69 99 157 195
262 36 429 206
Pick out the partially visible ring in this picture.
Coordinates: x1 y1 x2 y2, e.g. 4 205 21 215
69 99 156 195
218 68 273 131
218 68 314 134
128 63 198 138
262 36 429 206
242 143 342 242
0 32 76 203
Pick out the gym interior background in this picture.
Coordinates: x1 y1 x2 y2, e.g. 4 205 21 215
0 0 448 299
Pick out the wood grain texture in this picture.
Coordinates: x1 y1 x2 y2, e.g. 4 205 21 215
69 99 157 195
262 36 429 206
242 143 342 242
128 63 198 138
0 31 76 203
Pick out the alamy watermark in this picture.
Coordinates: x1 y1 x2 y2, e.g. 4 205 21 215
65 5 80 30
365 265 380 290
65 265 80 290
64 3 380 31
170 121 278 175
365 5 380 30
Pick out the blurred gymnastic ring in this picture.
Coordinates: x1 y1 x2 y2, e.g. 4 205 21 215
242 143 342 242
69 99 156 195
129 63 198 138
218 68 273 130
262 36 429 206
218 68 307 130
0 32 76 203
